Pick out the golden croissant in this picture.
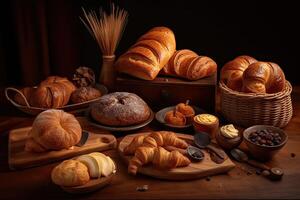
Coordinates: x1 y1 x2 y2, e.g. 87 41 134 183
123 131 188 155
25 109 82 152
128 146 191 175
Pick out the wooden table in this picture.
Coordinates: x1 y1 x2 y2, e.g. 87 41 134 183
0 87 300 199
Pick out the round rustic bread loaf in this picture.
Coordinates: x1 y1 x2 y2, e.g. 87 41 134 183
90 92 151 126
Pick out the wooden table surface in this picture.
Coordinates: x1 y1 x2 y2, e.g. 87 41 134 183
0 87 299 199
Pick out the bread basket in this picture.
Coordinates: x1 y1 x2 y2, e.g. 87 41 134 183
5 84 107 115
219 81 293 128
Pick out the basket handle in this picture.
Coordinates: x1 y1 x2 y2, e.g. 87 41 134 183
5 87 31 108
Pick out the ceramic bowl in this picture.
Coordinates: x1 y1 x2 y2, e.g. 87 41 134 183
243 125 288 161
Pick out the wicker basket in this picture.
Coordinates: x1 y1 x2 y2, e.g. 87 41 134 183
219 81 293 128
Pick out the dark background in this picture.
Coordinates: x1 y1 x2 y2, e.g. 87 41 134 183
0 0 299 87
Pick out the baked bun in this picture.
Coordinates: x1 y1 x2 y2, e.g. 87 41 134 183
91 92 151 126
30 76 76 108
221 56 286 93
242 62 286 93
115 27 176 80
164 110 186 126
221 55 257 91
25 109 82 152
70 87 101 104
51 160 90 187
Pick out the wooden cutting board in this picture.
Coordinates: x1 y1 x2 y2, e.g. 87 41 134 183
8 127 117 170
118 133 235 180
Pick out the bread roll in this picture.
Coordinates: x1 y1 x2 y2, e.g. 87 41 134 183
30 76 76 108
221 55 257 91
242 62 286 93
91 92 151 126
51 160 90 187
161 49 217 80
25 109 82 152
70 87 101 104
221 55 286 93
115 27 176 80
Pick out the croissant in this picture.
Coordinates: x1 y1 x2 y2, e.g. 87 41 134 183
14 76 76 108
128 146 191 175
31 76 76 108
161 49 217 80
115 27 176 80
25 109 82 152
123 131 188 155
123 135 146 155
220 55 257 91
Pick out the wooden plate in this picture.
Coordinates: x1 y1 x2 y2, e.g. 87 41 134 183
155 106 205 129
85 108 154 132
5 84 108 116
61 173 115 194
118 132 235 180
8 127 117 170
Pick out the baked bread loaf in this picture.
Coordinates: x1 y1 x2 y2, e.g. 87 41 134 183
91 92 151 126
51 160 90 187
115 27 176 80
70 87 101 104
221 56 286 93
161 49 217 80
14 76 76 108
25 109 82 152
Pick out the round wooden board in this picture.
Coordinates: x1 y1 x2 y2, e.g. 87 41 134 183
118 132 236 180
61 173 114 194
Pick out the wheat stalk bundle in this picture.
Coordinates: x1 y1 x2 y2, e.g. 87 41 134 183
80 3 128 87
81 4 128 56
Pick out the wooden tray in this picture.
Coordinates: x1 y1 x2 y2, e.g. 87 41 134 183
118 133 235 180
5 84 107 116
8 127 117 170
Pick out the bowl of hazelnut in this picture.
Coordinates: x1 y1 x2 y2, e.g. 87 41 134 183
243 125 288 161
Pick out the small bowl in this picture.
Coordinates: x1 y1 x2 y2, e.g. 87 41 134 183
243 125 288 161
216 129 242 150
193 114 219 139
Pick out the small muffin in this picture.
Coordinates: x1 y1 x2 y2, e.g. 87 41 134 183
176 102 195 123
51 160 90 187
71 87 101 104
164 110 186 126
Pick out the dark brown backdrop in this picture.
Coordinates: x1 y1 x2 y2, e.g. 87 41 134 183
0 0 299 88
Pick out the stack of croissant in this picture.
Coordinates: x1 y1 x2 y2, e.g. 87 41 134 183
123 131 191 175
115 27 217 81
